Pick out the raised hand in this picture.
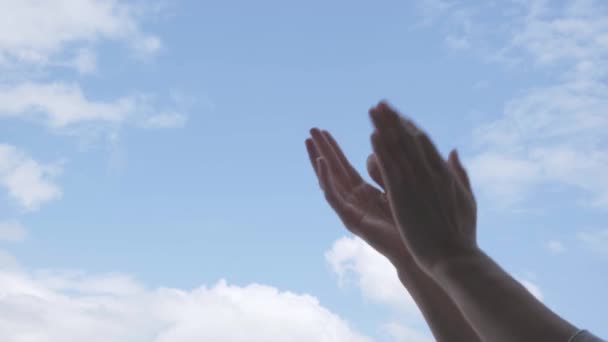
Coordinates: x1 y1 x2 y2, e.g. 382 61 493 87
368 101 478 273
306 128 407 265
306 123 483 342
305 124 473 268
367 101 585 342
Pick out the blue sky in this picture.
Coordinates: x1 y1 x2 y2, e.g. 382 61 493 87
0 0 607 340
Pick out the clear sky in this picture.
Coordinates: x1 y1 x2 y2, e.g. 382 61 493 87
0 0 607 340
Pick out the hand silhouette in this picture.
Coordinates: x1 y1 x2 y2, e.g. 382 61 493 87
369 101 477 272
306 122 473 268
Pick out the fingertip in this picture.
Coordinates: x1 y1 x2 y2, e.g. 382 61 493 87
454 149 461 163
321 129 332 140
453 149 465 170
366 152 377 163
447 148 457 162
377 99 389 109
369 106 381 121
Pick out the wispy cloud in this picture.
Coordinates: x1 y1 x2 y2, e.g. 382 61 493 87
0 82 134 128
0 82 188 131
0 144 62 210
420 0 608 210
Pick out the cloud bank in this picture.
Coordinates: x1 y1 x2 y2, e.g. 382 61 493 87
0 253 371 342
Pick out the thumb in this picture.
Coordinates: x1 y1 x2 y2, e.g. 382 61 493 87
366 153 386 190
448 149 472 194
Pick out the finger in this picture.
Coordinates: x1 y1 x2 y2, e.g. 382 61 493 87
371 102 425 165
371 102 433 186
448 149 473 193
310 128 351 189
370 101 401 139
366 153 386 190
370 130 415 196
322 130 364 185
399 116 421 135
317 157 361 223
370 131 421 227
398 116 447 174
305 138 320 176
417 131 448 173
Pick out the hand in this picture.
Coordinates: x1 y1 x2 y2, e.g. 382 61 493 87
306 128 406 264
369 101 478 273
305 124 473 268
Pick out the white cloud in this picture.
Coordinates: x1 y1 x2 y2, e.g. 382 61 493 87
0 258 371 342
0 0 160 69
325 236 418 314
0 1 186 135
325 236 431 341
577 229 608 255
546 240 566 254
0 144 62 210
0 82 134 128
0 82 191 133
0 220 27 242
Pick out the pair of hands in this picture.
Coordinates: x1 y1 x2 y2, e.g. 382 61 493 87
306 101 479 274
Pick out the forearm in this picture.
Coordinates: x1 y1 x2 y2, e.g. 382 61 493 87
395 259 481 342
432 249 578 342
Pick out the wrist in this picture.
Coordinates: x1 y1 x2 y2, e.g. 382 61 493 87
394 256 424 284
429 246 487 283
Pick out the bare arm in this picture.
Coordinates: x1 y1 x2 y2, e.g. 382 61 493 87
433 250 577 341
395 258 481 342
369 101 580 342
305 129 480 342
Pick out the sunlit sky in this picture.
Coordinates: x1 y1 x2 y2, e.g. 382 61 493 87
0 0 607 340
